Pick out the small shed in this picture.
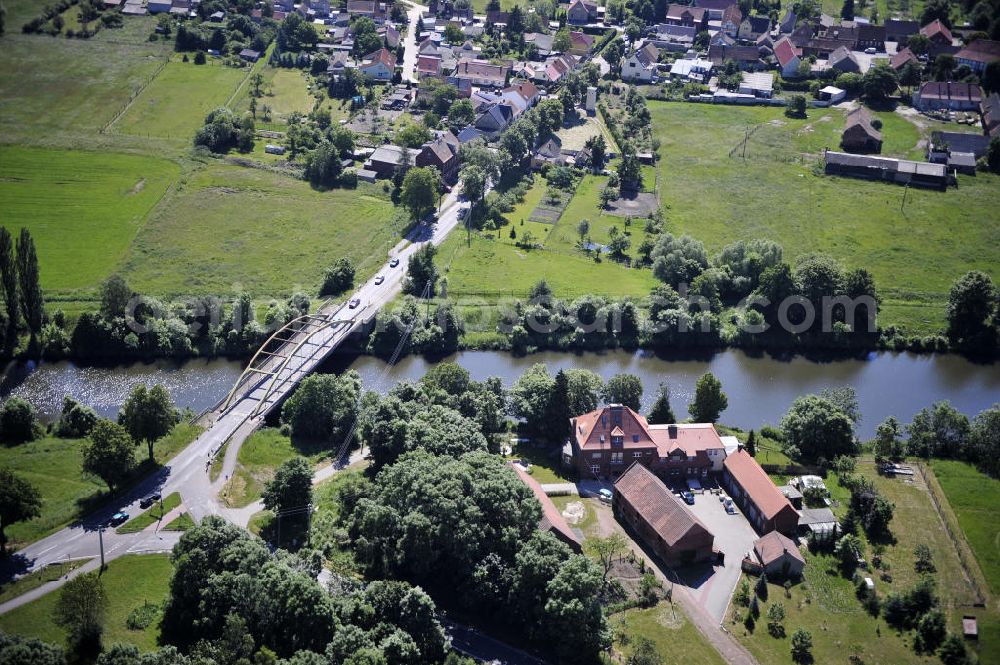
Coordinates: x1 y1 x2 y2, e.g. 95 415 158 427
963 615 978 639
753 531 805 579
239 49 262 63
818 85 846 104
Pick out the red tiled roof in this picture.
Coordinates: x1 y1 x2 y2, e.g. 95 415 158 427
666 4 707 21
614 462 714 547
363 48 395 70
920 18 952 43
890 47 917 70
774 36 801 67
648 423 726 458
754 531 805 566
505 80 540 102
723 449 793 521
572 405 655 451
956 39 1000 64
509 462 583 551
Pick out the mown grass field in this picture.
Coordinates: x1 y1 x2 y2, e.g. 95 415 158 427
649 101 1000 336
615 605 728 665
0 145 179 294
929 460 1000 595
222 428 331 508
0 561 84 605
231 67 319 123
0 554 173 652
0 424 201 548
116 492 182 534
114 58 248 140
121 163 400 297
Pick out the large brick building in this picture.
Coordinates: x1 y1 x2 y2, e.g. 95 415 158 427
568 405 728 481
723 450 799 535
613 462 716 566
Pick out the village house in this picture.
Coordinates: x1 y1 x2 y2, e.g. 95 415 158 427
568 31 596 57
359 48 396 81
509 462 583 553
913 81 984 111
670 57 713 82
665 4 708 30
774 36 802 77
722 449 799 536
650 24 697 52
828 45 861 73
567 0 598 25
751 531 806 579
417 54 443 78
884 19 919 44
613 462 717 566
738 14 770 41
362 144 405 178
707 44 764 70
955 39 1000 74
473 102 515 139
346 0 387 23
841 106 882 154
525 32 555 57
451 60 509 88
854 23 886 51
693 0 736 19
920 19 953 46
622 42 660 83
532 135 567 168
720 4 743 38
890 47 918 71
147 0 172 13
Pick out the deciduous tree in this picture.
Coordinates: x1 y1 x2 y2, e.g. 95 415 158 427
0 467 41 552
688 372 727 423
82 420 136 492
118 384 177 463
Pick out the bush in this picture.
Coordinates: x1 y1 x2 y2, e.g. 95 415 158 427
125 601 160 631
321 257 355 296
0 397 42 444
790 628 813 663
194 50 207 65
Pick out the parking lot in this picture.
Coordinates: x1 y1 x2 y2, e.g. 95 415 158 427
674 486 759 622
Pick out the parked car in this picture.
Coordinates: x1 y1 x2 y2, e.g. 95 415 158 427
598 488 613 504
139 493 161 509
680 491 695 505
389 258 400 268
374 275 385 285
109 511 129 526
349 298 361 309
457 207 468 219
864 47 877 54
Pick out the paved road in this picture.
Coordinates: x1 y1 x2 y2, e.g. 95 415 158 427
444 619 550 665
400 1 425 82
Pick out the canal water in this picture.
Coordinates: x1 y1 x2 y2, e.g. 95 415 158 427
3 350 998 439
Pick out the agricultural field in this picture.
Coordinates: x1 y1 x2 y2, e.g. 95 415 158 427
0 554 173 652
113 58 248 141
121 163 400 297
649 101 1000 335
0 145 180 294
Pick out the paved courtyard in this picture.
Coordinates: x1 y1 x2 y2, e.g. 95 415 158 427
677 487 759 622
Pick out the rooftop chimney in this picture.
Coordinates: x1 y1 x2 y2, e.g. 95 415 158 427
668 424 678 439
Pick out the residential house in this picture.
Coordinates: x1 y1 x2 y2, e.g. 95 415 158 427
302 0 332 18
359 48 396 81
920 19 953 46
474 103 514 139
955 39 1000 74
693 0 737 19
752 532 806 579
147 0 172 13
568 31 595 56
913 81 983 111
670 57 713 82
501 81 541 116
415 131 460 182
665 4 708 30
738 15 770 41
470 89 502 112
382 24 401 48
542 54 577 84
509 462 583 553
774 36 802 77
486 10 509 26
712 31 737 48
648 422 729 478
707 44 764 69
363 144 405 178
721 4 743 38
170 0 190 17
622 42 660 82
525 32 555 56
532 135 567 168
722 449 799 536
823 150 949 189
841 106 882 153
650 24 697 52
347 0 386 22
327 51 353 78
739 71 774 97
567 0 598 25
884 19 919 44
452 59 509 88
756 32 775 55
890 47 918 71
456 126 484 143
417 54 443 78
828 45 861 73
855 23 885 51
613 462 717 566
779 10 797 34
983 92 1000 136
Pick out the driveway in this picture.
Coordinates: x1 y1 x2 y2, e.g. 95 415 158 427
681 489 758 622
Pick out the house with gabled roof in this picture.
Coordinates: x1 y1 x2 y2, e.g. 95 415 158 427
622 42 660 82
752 531 805 578
474 102 514 139
955 39 1000 74
721 4 743 37
415 131 460 182
914 81 983 111
884 19 918 44
920 19 952 46
613 462 716 566
983 92 1000 136
651 24 697 51
665 4 708 30
890 47 918 71
359 48 396 81
828 45 860 73
774 36 802 77
738 14 770 41
509 462 584 553
568 31 596 56
452 59 510 88
841 106 882 153
723 449 799 535
567 0 598 25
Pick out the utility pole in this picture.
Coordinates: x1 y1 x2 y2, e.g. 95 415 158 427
901 182 909 212
98 528 106 571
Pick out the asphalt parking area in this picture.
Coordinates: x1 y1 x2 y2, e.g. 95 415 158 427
676 488 759 622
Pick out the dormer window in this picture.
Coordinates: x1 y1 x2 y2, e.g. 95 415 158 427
632 434 639 443
612 436 623 446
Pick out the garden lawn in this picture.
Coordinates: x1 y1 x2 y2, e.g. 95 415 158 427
928 460 1000 595
114 58 247 140
506 442 573 485
0 146 179 294
0 561 84 605
231 67 318 123
615 604 727 665
116 492 182 534
0 554 173 652
0 33 169 139
121 164 399 297
649 101 1000 335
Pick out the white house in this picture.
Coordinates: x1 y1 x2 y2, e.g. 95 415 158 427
622 42 660 82
359 48 395 82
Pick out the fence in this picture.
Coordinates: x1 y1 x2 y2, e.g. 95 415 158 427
728 123 764 158
100 56 170 134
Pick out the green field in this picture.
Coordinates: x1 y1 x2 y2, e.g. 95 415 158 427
222 428 330 508
116 492 182 534
0 561 84 605
0 554 173 652
121 163 399 297
616 605 728 665
929 460 1000 595
0 424 201 548
113 58 248 140
649 101 1000 335
0 145 180 294
231 67 319 123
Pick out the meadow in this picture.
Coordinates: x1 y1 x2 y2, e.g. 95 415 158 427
649 101 1000 336
0 145 179 294
121 163 400 297
230 67 320 123
113 58 248 141
222 428 331 508
0 554 173 652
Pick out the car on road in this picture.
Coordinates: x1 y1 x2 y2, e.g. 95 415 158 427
109 511 129 526
348 298 361 309
374 275 385 285
389 258 400 268
139 493 161 509
457 207 467 219
680 491 695 505
598 488 613 503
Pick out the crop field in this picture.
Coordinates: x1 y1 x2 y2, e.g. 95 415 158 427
121 163 400 297
0 145 179 294
0 554 172 652
0 34 169 140
113 58 248 140
649 101 1000 335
